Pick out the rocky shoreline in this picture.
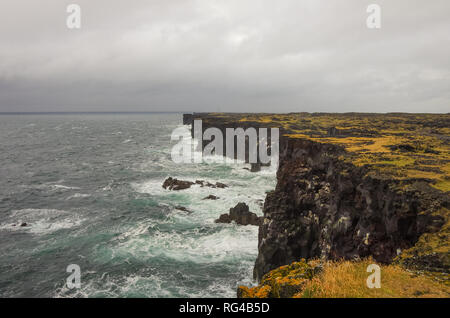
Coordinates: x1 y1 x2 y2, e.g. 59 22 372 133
254 136 448 280
183 112 449 296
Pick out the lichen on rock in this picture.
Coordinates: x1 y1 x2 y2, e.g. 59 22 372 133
187 112 450 294
238 259 321 298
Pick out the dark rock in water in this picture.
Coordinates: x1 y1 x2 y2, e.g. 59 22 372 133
183 113 193 125
20 222 27 227
197 180 215 187
195 180 228 189
162 177 194 191
215 203 262 226
250 163 270 172
216 214 231 223
175 206 191 213
163 178 227 191
203 195 219 200
250 163 261 172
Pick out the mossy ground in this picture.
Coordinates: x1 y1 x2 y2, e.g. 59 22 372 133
198 112 450 297
237 113 450 192
238 259 450 298
395 207 450 277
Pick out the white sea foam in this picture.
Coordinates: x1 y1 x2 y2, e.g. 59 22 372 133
66 193 91 200
0 209 85 235
52 184 81 190
22 183 81 192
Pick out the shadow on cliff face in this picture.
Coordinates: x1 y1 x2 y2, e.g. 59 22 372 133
254 137 449 281
185 113 449 282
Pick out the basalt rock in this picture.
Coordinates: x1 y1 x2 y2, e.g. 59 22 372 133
162 177 194 191
215 213 232 224
184 113 450 283
216 182 228 189
251 163 262 172
253 137 449 281
195 180 228 188
203 195 219 200
183 113 193 125
215 203 263 226
163 178 227 191
238 259 320 298
175 206 192 213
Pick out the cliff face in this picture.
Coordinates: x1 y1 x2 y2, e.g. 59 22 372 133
185 112 449 282
254 137 448 280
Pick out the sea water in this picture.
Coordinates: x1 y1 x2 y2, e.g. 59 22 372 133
0 113 276 297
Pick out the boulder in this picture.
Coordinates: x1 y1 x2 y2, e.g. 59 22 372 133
216 214 232 223
162 177 194 191
250 163 261 172
215 203 262 226
195 180 228 188
203 195 219 200
175 206 192 213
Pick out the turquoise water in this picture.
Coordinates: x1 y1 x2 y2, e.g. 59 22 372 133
0 113 276 297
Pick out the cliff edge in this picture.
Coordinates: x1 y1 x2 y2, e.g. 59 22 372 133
187 112 449 293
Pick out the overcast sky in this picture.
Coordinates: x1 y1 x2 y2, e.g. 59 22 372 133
0 0 449 113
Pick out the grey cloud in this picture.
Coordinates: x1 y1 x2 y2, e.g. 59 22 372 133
0 0 449 112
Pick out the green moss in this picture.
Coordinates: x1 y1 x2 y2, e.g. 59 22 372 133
395 208 450 280
238 259 319 298
239 258 450 298
432 178 450 192
206 112 450 191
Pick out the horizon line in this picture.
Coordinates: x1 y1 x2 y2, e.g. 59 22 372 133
0 111 449 115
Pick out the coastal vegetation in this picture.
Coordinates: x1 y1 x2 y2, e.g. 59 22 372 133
190 112 449 298
238 258 449 298
238 113 450 192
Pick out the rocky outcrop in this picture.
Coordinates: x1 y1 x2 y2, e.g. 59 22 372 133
238 259 321 298
394 208 449 273
175 206 192 213
195 180 228 188
188 113 280 165
163 178 228 191
162 177 194 190
253 137 449 281
215 203 263 226
203 195 219 200
183 113 193 125
184 113 449 283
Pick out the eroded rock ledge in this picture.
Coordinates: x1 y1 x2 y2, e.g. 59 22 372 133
254 137 448 280
215 202 262 226
185 112 449 283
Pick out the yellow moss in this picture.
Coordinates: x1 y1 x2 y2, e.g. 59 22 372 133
216 113 450 189
433 179 450 192
238 285 272 298
395 208 450 276
240 259 450 298
239 260 316 298
298 259 449 298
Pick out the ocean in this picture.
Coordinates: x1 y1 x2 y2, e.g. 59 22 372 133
0 113 276 297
